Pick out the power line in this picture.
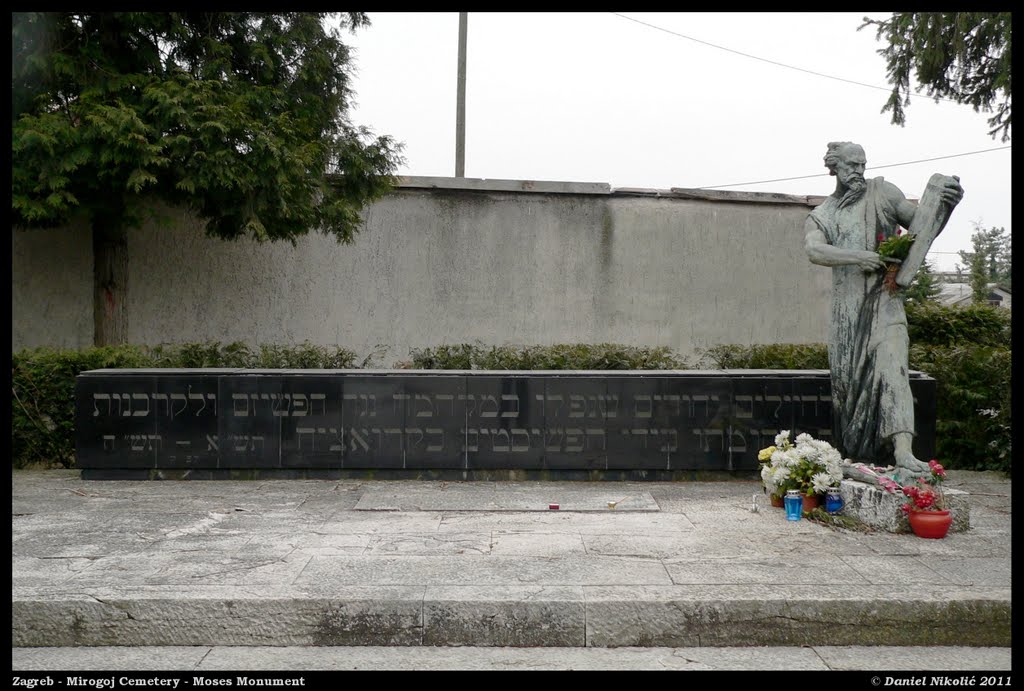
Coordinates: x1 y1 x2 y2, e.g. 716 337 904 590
610 12 961 104
697 146 1010 190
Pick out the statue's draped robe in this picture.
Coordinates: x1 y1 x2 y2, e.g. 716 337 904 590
808 177 914 461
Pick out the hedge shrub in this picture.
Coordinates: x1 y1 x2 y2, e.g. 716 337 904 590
408 342 687 370
905 302 1011 347
908 344 1011 474
696 343 829 369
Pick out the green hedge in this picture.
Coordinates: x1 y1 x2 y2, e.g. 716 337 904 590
12 341 360 469
408 342 687 370
905 302 1011 347
908 344 1011 473
696 343 829 369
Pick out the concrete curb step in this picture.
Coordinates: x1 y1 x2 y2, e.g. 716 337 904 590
13 588 1011 648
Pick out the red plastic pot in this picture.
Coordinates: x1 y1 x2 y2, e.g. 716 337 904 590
908 509 953 539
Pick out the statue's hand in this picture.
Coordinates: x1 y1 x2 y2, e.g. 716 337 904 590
855 251 885 272
940 176 964 207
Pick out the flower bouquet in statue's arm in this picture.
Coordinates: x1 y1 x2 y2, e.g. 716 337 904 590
876 230 915 293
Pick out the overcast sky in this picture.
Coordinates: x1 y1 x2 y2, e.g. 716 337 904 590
340 12 1011 273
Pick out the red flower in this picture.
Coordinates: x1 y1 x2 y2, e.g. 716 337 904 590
877 468 947 514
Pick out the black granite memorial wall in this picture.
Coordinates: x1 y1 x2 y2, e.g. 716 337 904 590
76 369 937 480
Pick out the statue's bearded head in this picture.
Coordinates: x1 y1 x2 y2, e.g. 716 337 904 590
824 141 867 197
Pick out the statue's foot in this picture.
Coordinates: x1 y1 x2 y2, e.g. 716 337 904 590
893 449 930 478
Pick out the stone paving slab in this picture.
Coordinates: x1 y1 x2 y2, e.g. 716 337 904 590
355 483 660 511
292 554 676 587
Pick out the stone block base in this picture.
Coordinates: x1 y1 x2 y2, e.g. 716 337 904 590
838 479 970 533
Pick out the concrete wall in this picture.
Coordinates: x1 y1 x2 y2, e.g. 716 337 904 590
11 177 832 363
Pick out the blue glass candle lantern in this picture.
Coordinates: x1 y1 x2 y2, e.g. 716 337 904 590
784 489 803 521
825 487 844 514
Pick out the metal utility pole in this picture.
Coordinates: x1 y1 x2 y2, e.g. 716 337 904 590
455 12 467 177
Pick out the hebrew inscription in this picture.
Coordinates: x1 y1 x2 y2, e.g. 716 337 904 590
76 371 937 474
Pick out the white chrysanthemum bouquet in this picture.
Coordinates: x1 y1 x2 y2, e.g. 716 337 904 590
758 430 844 500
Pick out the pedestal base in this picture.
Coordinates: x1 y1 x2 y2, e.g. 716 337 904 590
838 480 970 533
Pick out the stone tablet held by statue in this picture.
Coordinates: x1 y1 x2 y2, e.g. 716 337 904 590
895 173 960 287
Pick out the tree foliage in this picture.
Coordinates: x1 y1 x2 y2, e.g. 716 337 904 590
958 224 1011 300
903 258 943 305
11 12 403 243
860 13 1011 141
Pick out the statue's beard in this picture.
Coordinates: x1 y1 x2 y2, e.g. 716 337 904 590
838 177 866 207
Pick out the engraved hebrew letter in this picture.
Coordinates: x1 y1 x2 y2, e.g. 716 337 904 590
328 427 344 453
132 393 150 417
565 428 584 452
459 394 478 417
297 427 316 451
171 392 188 418
349 428 370 453
414 394 433 418
635 395 652 418
462 427 479 453
569 395 586 418
501 394 520 418
436 393 455 416
729 427 747 453
659 428 678 453
480 395 500 418
491 428 511 452
734 395 754 420
426 428 444 452
545 394 564 417
585 428 606 450
405 427 424 449
93 393 111 417
310 393 327 416
291 394 308 417
510 428 531 452
232 393 249 417
545 427 564 452
392 393 410 416
598 394 619 418
188 388 206 416
102 434 115 450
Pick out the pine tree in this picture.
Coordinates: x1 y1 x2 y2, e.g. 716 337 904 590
12 13 403 345
904 259 943 304
860 13 1011 141
958 224 1012 303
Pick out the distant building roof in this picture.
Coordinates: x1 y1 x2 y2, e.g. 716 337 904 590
937 282 1011 308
